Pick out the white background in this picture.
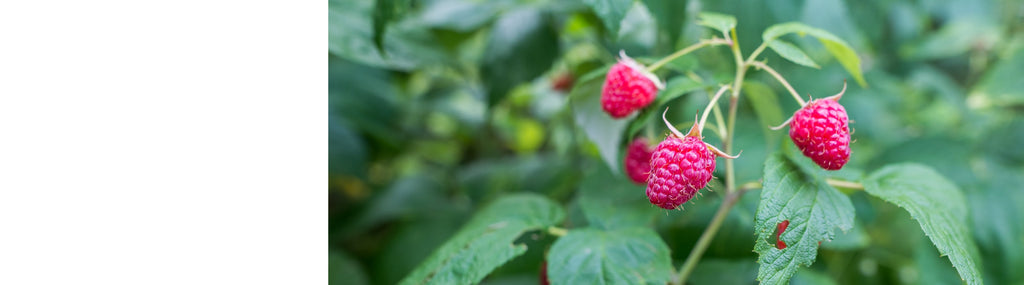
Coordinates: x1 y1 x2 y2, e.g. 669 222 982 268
0 1 322 284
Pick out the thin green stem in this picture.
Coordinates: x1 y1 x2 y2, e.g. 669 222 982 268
749 61 806 106
647 38 732 72
672 189 748 285
699 85 731 132
738 181 762 191
724 94 739 194
684 71 703 83
710 96 728 140
547 226 568 237
745 42 769 65
703 122 724 138
728 29 746 97
826 178 864 190
724 28 746 197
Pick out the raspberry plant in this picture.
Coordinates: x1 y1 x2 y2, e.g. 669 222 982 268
331 0 1023 284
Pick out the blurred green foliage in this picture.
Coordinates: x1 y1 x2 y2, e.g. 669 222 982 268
330 0 1024 284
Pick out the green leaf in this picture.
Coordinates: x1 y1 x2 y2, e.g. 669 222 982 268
819 220 869 250
819 39 866 87
688 259 758 284
642 0 689 48
583 0 633 35
546 228 673 285
868 137 976 186
616 1 657 50
329 116 367 178
741 81 784 149
768 40 819 68
372 0 411 52
570 66 627 173
761 22 866 87
330 250 369 285
481 7 559 106
969 159 1024 283
660 54 699 74
864 164 984 285
329 57 404 151
418 0 502 32
762 22 839 46
329 0 444 70
577 163 657 230
338 175 447 237
697 12 737 35
457 154 578 203
899 19 1000 61
374 208 466 285
971 47 1024 106
626 77 707 137
754 153 855 284
654 76 705 107
399 194 566 285
913 230 965 285
791 269 838 285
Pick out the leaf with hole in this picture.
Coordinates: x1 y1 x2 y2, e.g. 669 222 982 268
754 153 855 284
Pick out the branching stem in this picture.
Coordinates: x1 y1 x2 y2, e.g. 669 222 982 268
647 38 732 72
745 42 769 65
672 188 749 285
749 61 806 106
699 85 731 133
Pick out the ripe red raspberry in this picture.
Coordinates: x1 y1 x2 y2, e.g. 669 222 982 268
787 82 851 170
646 110 737 210
601 51 663 118
624 138 654 184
